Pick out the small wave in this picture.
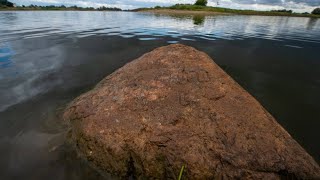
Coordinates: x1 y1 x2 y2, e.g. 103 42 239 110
284 45 303 49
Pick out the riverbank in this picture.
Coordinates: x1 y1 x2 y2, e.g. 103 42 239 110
135 5 320 18
0 7 122 11
137 9 230 16
2 6 320 18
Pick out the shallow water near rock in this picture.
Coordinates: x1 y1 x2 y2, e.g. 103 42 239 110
0 11 319 179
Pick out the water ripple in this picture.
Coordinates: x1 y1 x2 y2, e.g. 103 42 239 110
0 11 319 46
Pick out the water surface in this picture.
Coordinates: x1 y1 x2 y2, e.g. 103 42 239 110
0 11 320 179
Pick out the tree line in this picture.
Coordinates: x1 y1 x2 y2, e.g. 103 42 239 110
0 0 122 11
0 0 14 7
1 0 320 15
20 5 121 11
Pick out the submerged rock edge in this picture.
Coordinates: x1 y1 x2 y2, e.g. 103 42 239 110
64 44 320 179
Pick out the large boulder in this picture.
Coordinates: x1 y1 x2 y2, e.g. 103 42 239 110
64 44 320 179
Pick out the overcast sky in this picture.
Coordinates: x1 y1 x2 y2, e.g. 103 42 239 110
10 0 320 12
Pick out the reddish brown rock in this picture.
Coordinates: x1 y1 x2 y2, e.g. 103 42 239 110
64 44 320 179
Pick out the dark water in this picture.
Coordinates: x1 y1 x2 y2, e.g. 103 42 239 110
0 11 319 179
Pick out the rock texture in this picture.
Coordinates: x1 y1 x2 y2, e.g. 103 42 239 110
64 44 320 179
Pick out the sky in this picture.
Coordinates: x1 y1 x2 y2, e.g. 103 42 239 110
10 0 320 13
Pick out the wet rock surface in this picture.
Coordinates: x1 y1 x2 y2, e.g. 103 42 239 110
64 44 320 179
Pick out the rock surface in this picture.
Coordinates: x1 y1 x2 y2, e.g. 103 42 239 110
64 44 320 179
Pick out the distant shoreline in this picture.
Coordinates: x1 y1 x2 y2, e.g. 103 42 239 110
1 6 320 18
136 9 230 16
134 5 320 18
0 7 123 12
0 9 96 11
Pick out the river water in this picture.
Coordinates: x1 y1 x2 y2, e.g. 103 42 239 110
0 11 319 179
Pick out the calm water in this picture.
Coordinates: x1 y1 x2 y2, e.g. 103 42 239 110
0 11 319 179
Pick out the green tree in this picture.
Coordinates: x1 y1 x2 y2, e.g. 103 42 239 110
194 0 207 6
0 0 14 7
311 8 320 15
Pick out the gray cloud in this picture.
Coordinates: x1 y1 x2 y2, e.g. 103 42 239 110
231 0 281 5
230 0 319 6
287 0 320 6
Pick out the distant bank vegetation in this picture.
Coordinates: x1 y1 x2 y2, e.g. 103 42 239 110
136 0 320 18
194 0 208 6
0 0 122 11
0 0 13 8
312 8 320 15
1 0 320 18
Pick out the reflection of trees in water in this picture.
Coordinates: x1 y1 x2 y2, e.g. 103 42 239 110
152 13 191 22
151 13 206 26
2 12 18 22
307 18 318 30
193 15 205 25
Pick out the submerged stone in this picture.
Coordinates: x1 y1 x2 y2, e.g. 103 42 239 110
64 44 320 179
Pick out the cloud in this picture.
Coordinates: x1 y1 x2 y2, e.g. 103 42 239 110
227 0 320 6
10 0 320 12
288 0 320 6
211 0 319 12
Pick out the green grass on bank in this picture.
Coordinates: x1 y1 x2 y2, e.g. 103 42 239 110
135 4 320 18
